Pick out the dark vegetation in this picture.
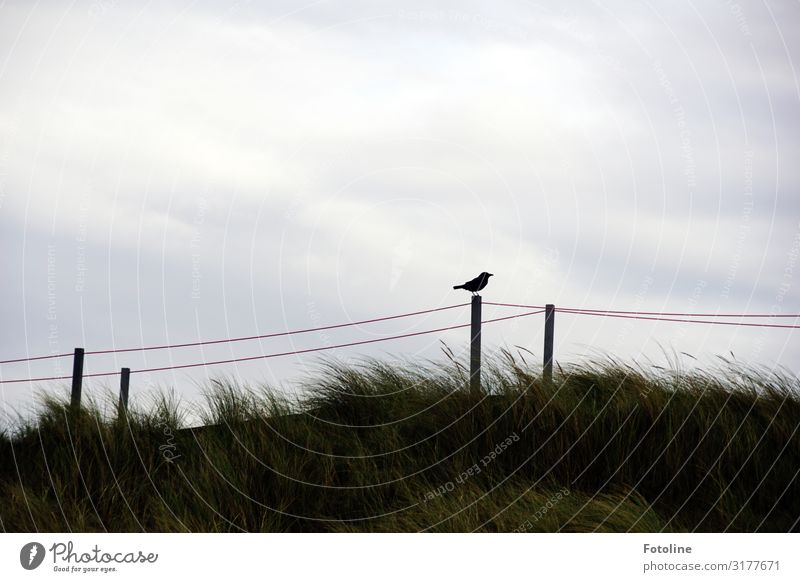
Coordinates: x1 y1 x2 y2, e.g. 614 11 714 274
1 351 798 532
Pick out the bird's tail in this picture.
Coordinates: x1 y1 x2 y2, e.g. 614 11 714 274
453 285 464 290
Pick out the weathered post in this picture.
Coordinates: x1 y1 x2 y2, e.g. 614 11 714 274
543 304 555 386
470 294 482 394
70 347 84 409
119 367 131 415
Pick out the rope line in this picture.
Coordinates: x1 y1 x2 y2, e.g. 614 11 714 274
0 370 121 384
131 309 544 375
86 302 472 356
485 301 800 319
0 309 545 384
0 352 73 365
2 298 797 383
484 301 548 310
556 308 800 329
0 303 470 365
557 307 800 319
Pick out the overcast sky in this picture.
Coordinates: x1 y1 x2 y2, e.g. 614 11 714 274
1 0 798 418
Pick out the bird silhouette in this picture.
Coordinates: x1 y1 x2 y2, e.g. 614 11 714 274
453 272 494 295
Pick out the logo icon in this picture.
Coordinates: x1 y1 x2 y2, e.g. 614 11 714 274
20 542 46 570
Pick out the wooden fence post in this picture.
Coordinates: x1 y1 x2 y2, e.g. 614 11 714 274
543 304 555 386
470 295 482 394
119 367 130 415
70 347 84 409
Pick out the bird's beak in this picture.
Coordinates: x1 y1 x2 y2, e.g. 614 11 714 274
488 273 494 277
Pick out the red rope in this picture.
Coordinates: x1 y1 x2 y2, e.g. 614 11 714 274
0 352 73 365
558 307 800 318
556 308 800 329
83 303 470 355
3 298 796 383
485 301 800 319
0 370 121 384
0 309 545 383
132 309 545 374
484 301 547 310
0 303 470 365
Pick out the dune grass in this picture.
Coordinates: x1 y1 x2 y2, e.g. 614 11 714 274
1 352 798 532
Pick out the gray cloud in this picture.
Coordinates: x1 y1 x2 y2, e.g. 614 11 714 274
1 0 798 418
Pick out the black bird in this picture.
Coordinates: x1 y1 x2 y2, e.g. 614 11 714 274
453 272 494 295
